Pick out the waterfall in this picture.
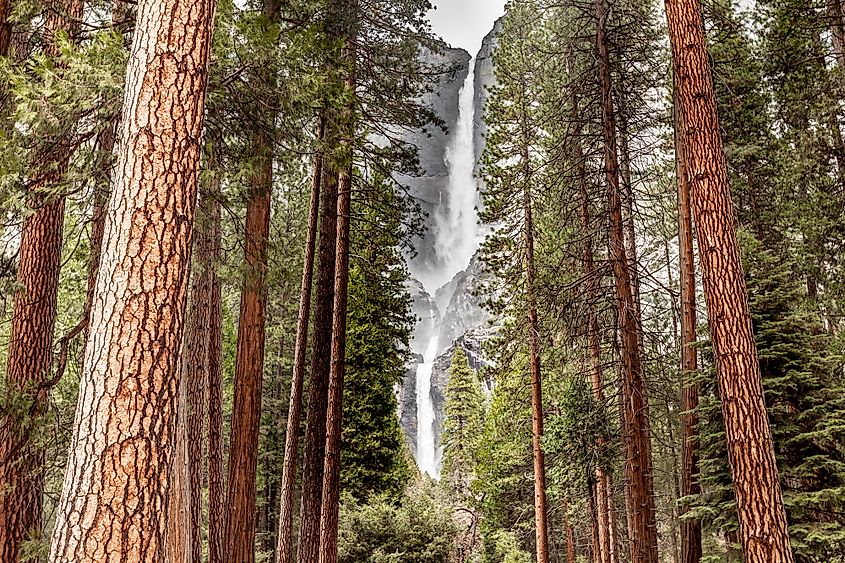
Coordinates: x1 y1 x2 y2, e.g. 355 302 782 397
415 329 440 477
412 59 479 478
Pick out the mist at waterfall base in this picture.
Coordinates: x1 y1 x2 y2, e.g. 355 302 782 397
412 61 480 479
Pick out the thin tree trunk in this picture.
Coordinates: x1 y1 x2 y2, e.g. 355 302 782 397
589 480 601 563
0 3 81 560
277 118 324 563
208 195 225 563
225 142 272 563
166 189 216 563
607 473 619 563
166 346 193 563
318 10 357 558
523 144 550 563
595 1 659 562
674 81 702 563
317 120 353 563
563 497 577 563
665 1 795 561
167 190 217 562
576 91 612 563
296 147 339 563
0 0 11 57
47 0 216 558
224 7 280 559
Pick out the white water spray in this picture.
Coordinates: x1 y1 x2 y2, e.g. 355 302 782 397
413 59 481 478
414 331 440 477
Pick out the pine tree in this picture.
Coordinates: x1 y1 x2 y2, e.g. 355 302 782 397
441 347 484 497
46 0 217 558
479 3 551 560
665 0 795 560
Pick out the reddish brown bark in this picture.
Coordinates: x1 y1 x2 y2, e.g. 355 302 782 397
523 142 550 563
317 7 358 560
184 193 217 562
207 196 225 563
277 119 325 563
225 144 272 563
296 148 339 563
318 136 353 563
595 1 658 562
674 84 702 563
563 497 577 563
0 2 81 560
665 1 795 561
224 6 281 560
47 0 217 557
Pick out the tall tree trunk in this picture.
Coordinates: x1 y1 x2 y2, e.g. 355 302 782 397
317 124 353 563
225 141 272 563
595 1 659 562
296 149 339 563
47 0 216 558
208 196 225 563
523 147 550 563
166 190 217 562
166 346 192 563
317 6 357 560
665 1 795 561
674 82 702 563
576 92 612 563
165 189 217 563
224 5 280 559
0 2 81 560
277 118 324 563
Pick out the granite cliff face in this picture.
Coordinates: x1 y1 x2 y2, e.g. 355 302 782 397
473 17 502 174
398 23 502 466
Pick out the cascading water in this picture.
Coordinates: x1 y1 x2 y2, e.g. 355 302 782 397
413 59 480 478
430 60 481 291
414 329 440 477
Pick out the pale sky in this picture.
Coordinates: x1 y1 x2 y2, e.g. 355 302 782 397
427 0 507 56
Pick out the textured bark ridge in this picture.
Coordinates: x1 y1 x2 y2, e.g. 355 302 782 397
595 1 659 562
47 0 217 559
0 0 11 57
675 85 702 563
664 0 795 562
